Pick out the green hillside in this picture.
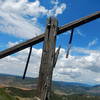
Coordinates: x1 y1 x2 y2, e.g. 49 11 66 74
0 87 100 100
0 88 17 100
0 74 100 100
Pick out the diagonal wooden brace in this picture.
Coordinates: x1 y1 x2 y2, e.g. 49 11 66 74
23 46 32 79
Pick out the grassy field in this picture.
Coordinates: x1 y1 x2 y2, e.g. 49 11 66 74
0 87 100 100
0 74 100 100
0 88 17 100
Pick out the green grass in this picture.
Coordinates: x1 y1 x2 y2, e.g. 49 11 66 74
4 87 36 98
0 88 17 100
0 87 100 100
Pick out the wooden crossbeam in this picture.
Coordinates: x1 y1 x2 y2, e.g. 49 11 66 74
0 11 100 59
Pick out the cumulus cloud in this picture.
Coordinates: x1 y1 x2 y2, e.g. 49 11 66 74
0 0 66 39
48 2 66 16
53 47 100 83
58 67 81 79
0 42 100 84
0 47 42 77
55 3 66 16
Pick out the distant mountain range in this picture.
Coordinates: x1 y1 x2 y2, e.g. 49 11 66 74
0 73 100 96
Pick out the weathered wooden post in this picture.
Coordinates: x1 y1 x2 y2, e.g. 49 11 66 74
34 17 59 100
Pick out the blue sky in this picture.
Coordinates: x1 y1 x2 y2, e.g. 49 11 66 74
0 0 100 50
0 0 100 85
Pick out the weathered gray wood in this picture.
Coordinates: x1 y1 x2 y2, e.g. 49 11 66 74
58 11 100 34
36 17 58 100
0 11 100 59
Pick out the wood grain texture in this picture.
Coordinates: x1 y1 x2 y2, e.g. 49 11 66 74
36 17 58 100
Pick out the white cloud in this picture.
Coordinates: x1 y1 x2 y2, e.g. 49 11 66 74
95 78 100 83
7 40 23 47
55 3 66 16
8 41 19 47
48 2 66 17
88 38 98 47
58 67 81 79
76 29 85 37
0 9 42 39
51 0 59 5
0 43 100 84
0 0 67 39
0 0 48 17
0 47 42 78
53 47 100 83
72 47 100 73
